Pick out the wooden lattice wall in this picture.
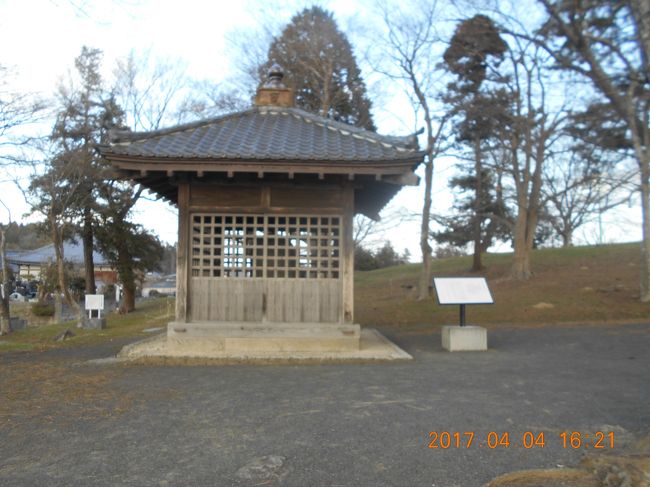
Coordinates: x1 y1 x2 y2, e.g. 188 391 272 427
190 214 341 279
176 183 354 324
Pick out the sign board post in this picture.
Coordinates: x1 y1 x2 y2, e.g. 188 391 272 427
85 294 105 319
433 277 494 326
83 294 106 330
432 277 494 351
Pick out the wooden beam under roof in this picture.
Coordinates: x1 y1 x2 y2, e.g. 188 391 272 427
105 156 422 178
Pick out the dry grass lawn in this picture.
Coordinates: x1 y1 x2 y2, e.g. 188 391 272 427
0 297 174 352
355 243 649 330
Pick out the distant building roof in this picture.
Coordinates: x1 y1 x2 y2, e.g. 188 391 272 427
0 252 19 272
7 241 109 266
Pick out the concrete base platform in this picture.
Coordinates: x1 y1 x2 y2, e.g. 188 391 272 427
167 321 360 353
9 317 27 332
117 328 412 364
82 317 107 330
441 325 488 352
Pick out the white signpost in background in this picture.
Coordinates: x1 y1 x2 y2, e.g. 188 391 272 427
433 277 494 351
85 294 105 319
83 294 107 330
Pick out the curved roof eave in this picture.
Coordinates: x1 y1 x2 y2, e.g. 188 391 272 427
100 106 426 166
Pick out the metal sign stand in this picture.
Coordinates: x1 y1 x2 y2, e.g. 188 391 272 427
83 294 106 330
432 277 494 351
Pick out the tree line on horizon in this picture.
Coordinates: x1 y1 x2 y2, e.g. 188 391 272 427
0 1 648 333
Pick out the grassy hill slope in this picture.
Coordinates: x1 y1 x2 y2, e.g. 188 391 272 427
355 242 650 329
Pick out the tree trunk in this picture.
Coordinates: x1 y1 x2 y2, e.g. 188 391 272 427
116 240 137 313
82 207 96 295
53 291 62 324
640 164 650 302
511 198 532 280
561 228 573 248
0 298 10 335
513 192 541 280
472 137 483 272
0 226 11 335
50 218 82 320
121 283 136 313
418 156 433 300
472 233 482 271
55 242 81 318
511 239 531 279
630 0 650 84
37 282 47 304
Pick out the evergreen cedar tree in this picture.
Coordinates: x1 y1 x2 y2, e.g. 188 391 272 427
438 15 511 267
433 169 511 252
50 46 127 295
443 14 508 93
261 6 376 131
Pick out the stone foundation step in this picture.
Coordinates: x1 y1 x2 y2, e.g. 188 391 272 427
167 321 360 353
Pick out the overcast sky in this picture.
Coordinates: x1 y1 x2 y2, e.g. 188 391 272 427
0 0 641 256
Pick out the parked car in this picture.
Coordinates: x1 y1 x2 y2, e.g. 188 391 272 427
9 292 26 302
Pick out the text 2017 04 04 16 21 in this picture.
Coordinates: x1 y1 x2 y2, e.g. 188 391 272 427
427 431 615 449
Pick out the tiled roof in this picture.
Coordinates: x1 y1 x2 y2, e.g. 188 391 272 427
8 241 109 266
104 106 423 163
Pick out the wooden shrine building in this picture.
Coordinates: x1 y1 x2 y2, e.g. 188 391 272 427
101 66 425 353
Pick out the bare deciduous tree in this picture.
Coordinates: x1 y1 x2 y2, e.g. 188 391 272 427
26 147 86 322
353 208 411 249
497 42 567 279
0 65 45 153
107 50 189 312
0 64 46 334
0 200 11 335
175 81 250 123
533 0 650 300
372 0 450 299
543 144 634 248
113 49 190 131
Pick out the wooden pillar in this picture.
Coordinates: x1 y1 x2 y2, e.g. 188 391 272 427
175 182 190 323
341 185 354 324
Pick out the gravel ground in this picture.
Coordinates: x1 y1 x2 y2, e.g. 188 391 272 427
1 323 649 487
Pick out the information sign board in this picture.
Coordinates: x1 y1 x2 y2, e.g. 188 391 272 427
85 294 105 310
433 277 494 305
